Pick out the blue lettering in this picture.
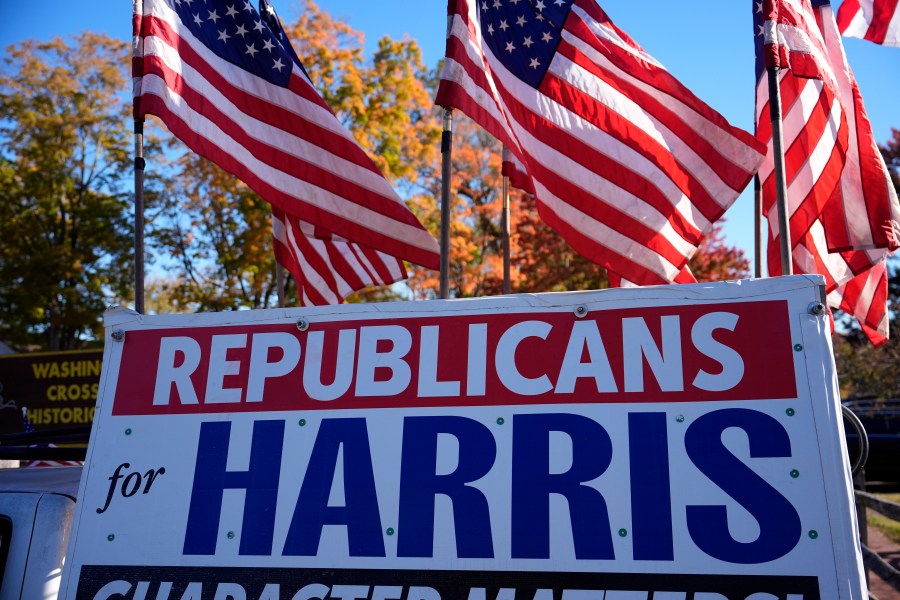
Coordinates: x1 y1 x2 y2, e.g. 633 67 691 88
183 420 284 555
511 413 613 559
685 408 801 564
629 412 674 560
397 416 496 558
283 418 385 557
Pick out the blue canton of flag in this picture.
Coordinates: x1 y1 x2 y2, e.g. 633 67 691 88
477 0 572 88
169 0 295 86
21 407 35 433
752 1 766 83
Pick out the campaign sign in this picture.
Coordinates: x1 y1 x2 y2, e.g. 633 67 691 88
59 276 866 600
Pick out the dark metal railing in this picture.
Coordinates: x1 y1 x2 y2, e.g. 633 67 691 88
0 426 90 461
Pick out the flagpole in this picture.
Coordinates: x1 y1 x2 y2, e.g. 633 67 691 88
440 108 453 299
134 118 146 314
754 175 763 278
276 262 286 308
501 146 511 295
133 0 146 314
766 66 793 275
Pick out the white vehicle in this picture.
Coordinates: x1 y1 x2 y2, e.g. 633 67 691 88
0 466 81 599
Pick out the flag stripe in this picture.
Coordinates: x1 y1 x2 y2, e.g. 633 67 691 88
546 46 728 219
537 197 681 284
837 0 900 46
497 83 709 249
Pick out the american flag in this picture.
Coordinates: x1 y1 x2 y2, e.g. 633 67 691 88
132 0 439 304
436 0 767 287
836 0 900 46
755 0 900 345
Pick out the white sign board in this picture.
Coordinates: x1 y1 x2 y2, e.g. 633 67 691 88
60 276 865 600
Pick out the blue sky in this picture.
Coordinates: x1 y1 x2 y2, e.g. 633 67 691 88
1 0 898 273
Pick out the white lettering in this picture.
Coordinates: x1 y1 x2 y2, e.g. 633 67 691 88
561 590 604 600
495 321 553 395
258 584 281 600
691 312 744 392
372 586 405 600
605 591 649 600
180 582 203 600
153 337 201 405
292 584 330 600
418 325 460 397
355 326 412 396
407 588 441 600
205 334 247 404
622 316 683 393
246 333 301 402
304 330 356 401
556 321 617 394
92 580 131 600
213 582 246 600
466 323 488 396
330 586 371 600
467 588 517 600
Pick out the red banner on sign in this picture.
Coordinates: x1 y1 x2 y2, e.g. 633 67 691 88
112 301 796 416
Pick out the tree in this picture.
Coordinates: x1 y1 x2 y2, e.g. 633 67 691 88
688 221 751 282
148 153 279 311
0 34 133 350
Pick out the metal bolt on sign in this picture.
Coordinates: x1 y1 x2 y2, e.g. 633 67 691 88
807 302 827 316
111 330 125 342
296 318 309 332
574 305 588 318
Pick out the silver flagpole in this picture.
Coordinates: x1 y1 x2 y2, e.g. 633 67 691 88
275 262 286 308
754 175 763 278
766 66 793 275
134 118 145 314
133 0 146 314
501 146 511 295
440 108 453 299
